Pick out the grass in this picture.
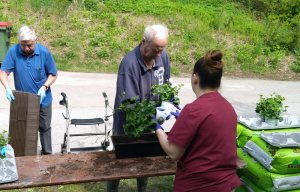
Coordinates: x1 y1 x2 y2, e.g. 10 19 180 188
0 0 299 76
4 176 175 192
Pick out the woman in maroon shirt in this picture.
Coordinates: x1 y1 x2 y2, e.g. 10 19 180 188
156 50 242 192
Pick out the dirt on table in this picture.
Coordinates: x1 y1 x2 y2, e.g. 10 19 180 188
87 151 176 177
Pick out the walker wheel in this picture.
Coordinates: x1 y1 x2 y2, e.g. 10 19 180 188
61 144 67 154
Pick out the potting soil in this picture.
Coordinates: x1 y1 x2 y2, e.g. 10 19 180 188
245 137 300 174
236 123 300 148
237 148 300 192
238 176 266 192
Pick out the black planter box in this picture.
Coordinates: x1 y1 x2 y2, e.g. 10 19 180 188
111 133 168 159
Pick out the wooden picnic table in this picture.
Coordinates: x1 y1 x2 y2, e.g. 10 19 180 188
0 151 247 190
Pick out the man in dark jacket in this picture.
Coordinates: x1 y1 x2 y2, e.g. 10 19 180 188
108 25 171 192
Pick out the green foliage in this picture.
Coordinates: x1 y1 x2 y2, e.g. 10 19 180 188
0 130 11 159
52 38 68 47
1 0 299 76
290 48 300 73
90 34 106 47
0 10 8 21
116 93 157 138
108 15 117 28
98 47 109 58
66 51 78 59
171 67 180 75
256 93 288 122
84 0 99 11
151 81 183 106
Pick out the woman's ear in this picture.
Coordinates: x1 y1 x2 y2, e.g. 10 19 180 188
193 74 198 85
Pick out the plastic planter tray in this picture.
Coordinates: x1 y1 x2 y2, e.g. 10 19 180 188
260 130 300 147
238 115 300 130
111 133 167 159
0 144 18 184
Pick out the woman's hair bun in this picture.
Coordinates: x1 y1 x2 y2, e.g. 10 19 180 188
204 50 225 70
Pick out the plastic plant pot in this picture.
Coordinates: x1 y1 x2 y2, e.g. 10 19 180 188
265 119 278 126
155 101 174 124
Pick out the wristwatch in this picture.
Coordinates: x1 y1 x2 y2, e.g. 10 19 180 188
42 85 49 90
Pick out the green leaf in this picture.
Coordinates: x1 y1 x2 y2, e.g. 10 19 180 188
256 93 288 121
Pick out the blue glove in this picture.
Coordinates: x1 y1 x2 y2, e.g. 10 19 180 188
171 110 180 119
156 106 171 120
0 146 8 156
169 97 181 110
37 87 46 104
6 87 15 102
152 117 164 131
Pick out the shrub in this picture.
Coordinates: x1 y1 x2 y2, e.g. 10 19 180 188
116 93 157 138
151 81 183 106
256 93 288 122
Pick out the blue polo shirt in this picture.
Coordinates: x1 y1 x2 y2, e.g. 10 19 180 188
1 43 58 108
113 43 171 134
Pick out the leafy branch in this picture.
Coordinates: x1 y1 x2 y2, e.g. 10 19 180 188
151 81 184 106
115 92 157 138
256 92 288 122
0 130 10 159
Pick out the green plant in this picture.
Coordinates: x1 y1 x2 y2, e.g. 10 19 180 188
98 47 109 58
0 130 11 159
151 81 183 106
171 67 180 75
116 93 157 138
256 93 288 122
66 51 78 59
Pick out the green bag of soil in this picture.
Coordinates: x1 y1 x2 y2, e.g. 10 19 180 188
238 175 266 192
237 148 300 192
236 123 300 148
245 136 300 174
236 176 300 192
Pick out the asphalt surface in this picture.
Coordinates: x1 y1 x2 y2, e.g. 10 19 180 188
0 71 299 154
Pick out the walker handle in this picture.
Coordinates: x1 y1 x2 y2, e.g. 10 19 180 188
59 92 67 106
102 92 108 106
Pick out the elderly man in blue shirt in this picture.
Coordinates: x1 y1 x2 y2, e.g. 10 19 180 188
0 25 58 155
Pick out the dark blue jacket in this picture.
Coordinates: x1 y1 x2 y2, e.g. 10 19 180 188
113 43 171 134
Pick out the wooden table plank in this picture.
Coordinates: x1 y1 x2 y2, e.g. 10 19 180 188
0 151 247 190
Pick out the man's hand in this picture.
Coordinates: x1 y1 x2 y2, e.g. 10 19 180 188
37 87 46 104
157 106 171 120
171 110 180 119
5 87 15 102
169 97 181 110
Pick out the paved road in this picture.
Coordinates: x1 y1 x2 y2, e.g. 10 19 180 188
0 71 299 154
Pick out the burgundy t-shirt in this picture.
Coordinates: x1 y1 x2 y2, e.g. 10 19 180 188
168 92 242 192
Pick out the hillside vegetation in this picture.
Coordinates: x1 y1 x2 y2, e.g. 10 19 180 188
0 0 299 80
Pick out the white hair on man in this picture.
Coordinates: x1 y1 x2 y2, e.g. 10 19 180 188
18 25 37 42
143 25 168 45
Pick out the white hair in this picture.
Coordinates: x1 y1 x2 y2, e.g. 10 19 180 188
18 25 37 42
143 25 168 44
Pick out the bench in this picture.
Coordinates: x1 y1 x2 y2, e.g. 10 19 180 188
0 151 247 190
